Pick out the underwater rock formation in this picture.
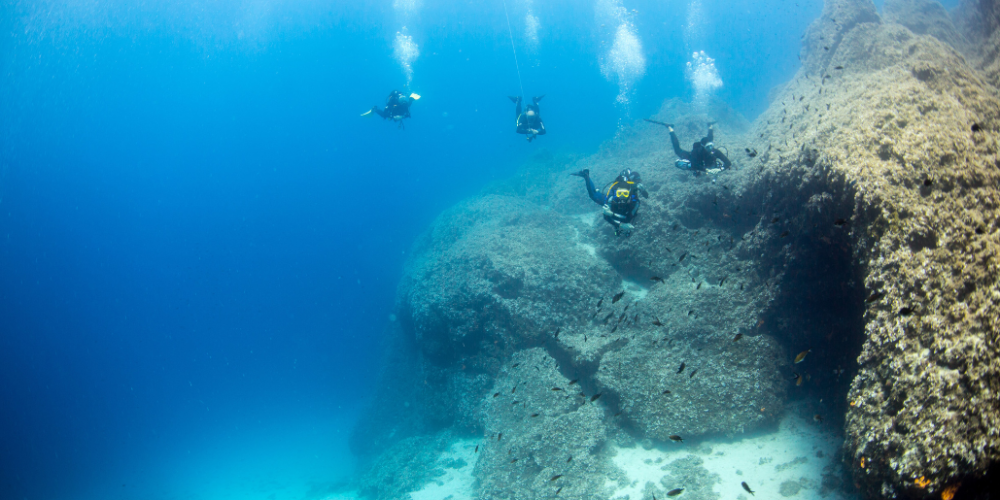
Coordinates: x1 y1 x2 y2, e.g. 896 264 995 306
884 0 969 53
352 0 999 498
750 0 1000 497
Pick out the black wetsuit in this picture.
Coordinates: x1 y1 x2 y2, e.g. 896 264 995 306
579 171 644 233
373 91 412 121
513 96 546 141
670 127 732 172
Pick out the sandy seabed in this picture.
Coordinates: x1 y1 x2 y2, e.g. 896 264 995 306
330 403 854 500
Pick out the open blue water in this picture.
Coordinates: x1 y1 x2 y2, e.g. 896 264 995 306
0 0 960 498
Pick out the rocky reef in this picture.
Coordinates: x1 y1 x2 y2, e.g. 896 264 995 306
350 0 1000 499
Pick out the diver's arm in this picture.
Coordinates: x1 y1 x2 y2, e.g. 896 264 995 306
670 132 691 160
714 150 732 169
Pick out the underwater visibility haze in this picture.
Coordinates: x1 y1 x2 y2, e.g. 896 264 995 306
2 0 999 499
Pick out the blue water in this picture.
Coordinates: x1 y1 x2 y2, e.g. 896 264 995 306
0 0 867 498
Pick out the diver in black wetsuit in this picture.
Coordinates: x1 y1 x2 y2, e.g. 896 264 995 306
647 120 732 175
364 90 419 126
509 95 546 142
571 168 648 236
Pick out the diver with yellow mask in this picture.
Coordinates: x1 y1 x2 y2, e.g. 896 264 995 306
571 168 648 237
509 95 546 142
362 90 420 127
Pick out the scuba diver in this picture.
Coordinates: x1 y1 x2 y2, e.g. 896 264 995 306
571 168 648 237
509 95 546 142
646 119 732 175
362 90 421 126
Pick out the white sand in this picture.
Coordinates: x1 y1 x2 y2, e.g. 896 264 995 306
336 408 853 500
607 409 854 500
407 439 478 500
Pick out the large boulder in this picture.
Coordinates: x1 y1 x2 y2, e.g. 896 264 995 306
884 0 969 53
743 11 1000 499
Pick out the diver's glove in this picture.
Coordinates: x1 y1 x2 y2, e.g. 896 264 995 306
603 205 614 218
636 183 649 198
618 223 635 236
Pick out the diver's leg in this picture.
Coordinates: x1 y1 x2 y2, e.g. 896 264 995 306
373 106 389 119
705 127 714 143
670 132 691 160
515 99 522 118
585 176 605 205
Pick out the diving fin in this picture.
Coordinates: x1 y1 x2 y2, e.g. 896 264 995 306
533 95 545 104
409 93 421 100
361 109 374 117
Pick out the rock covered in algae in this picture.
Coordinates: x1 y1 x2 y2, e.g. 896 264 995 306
475 348 612 500
883 0 969 53
744 0 1000 496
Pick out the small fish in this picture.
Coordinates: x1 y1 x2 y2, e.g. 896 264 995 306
550 475 563 482
794 373 804 386
742 481 755 495
662 389 672 395
668 435 684 442
696 282 702 290
475 445 479 453
899 307 914 316
814 414 824 422
612 290 625 304
614 411 623 417
687 310 694 316
602 311 615 323
794 349 811 363
493 392 500 398
569 379 579 385
512 363 520 368
780 231 790 238
512 385 517 394
651 276 664 283
590 393 602 402
554 328 560 340
719 276 727 286
652 317 664 326
498 433 502 441
824 46 829 50
596 298 604 309
972 123 982 132
677 362 685 374
679 252 687 262
834 65 844 70
866 291 885 303
511 458 518 463
530 413 539 417
566 456 573 463
689 369 698 378
552 387 562 391
771 217 780 223
511 401 520 405
555 487 562 495
923 178 933 187
733 333 743 342
667 488 685 496
834 218 848 226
